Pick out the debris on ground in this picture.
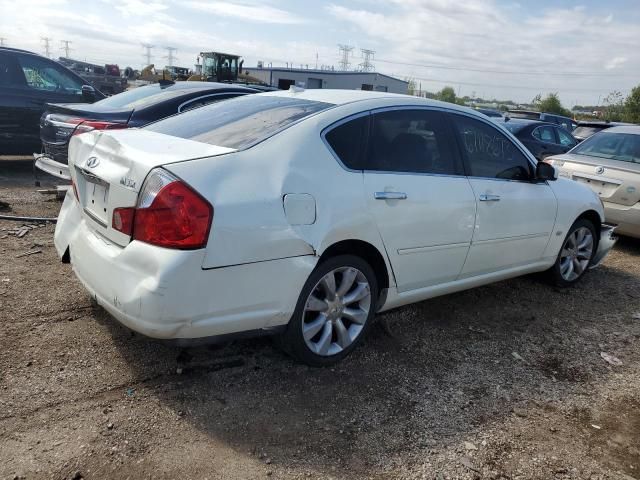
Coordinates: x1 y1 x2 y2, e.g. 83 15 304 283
15 249 42 258
600 352 623 366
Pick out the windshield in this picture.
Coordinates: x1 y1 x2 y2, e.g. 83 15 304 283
93 84 186 110
145 95 334 149
572 132 640 164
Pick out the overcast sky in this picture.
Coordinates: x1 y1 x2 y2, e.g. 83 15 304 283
1 0 638 105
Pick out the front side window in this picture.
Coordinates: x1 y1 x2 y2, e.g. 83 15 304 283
146 95 334 149
533 126 556 143
324 115 368 170
366 109 460 175
556 128 576 147
572 132 640 164
451 114 532 181
16 55 83 94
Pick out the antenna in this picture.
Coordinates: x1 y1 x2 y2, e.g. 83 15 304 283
359 48 375 72
142 43 154 66
338 44 354 71
164 46 177 67
60 40 72 58
41 37 53 58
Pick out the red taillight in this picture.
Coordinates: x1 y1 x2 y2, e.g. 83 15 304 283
127 169 212 249
72 120 128 136
112 207 135 235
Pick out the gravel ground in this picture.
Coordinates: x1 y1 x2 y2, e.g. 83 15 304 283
1 162 639 480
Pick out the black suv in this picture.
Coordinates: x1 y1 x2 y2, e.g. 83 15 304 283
0 47 103 155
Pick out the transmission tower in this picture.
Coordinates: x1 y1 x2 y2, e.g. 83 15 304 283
41 37 53 58
60 40 72 58
0 37 6 47
142 44 154 66
164 47 177 67
359 48 375 72
337 44 354 71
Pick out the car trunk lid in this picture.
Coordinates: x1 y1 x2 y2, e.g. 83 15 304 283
550 153 640 206
69 129 235 246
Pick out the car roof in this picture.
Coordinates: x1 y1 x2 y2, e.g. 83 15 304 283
0 46 39 55
146 81 257 92
602 125 640 135
260 88 484 115
576 120 633 127
497 117 554 127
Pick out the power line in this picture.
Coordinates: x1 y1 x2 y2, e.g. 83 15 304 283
164 46 177 67
60 40 72 58
374 57 637 78
141 43 154 66
338 44 354 71
359 48 375 72
41 37 53 58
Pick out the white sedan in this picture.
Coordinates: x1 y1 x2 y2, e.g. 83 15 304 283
54 89 616 366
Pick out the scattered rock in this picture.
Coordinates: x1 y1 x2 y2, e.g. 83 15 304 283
464 441 478 451
512 351 526 362
71 471 84 480
107 423 114 430
460 456 480 472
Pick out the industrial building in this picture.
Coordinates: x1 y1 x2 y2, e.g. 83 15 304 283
244 66 409 94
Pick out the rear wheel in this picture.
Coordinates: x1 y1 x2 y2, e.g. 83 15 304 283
549 219 597 287
281 255 378 366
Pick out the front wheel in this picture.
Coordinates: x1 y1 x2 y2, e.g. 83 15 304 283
281 255 378 367
549 219 597 287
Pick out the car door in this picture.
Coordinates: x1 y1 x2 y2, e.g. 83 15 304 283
0 52 33 154
362 108 476 292
12 53 85 152
448 113 557 277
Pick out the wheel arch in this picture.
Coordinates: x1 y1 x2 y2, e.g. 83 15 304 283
576 209 602 236
317 239 391 306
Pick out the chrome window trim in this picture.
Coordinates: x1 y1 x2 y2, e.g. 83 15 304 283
177 92 249 113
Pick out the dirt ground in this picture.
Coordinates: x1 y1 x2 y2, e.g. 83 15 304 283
1 161 639 480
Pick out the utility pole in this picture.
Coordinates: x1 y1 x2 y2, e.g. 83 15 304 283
164 46 177 67
41 37 53 58
337 44 354 71
359 48 375 72
142 43 154 66
60 40 72 58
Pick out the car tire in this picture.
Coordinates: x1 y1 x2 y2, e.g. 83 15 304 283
548 219 597 287
281 255 378 367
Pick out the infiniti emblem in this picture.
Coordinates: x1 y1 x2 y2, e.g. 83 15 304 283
595 166 605 175
86 157 100 168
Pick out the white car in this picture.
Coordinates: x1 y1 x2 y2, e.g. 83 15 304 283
54 89 617 366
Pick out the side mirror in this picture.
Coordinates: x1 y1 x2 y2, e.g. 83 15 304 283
536 161 558 181
81 85 96 103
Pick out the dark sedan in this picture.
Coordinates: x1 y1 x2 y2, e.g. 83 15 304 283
35 81 259 179
494 118 578 161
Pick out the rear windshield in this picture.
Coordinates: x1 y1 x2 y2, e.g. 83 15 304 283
93 84 191 110
573 126 606 138
145 95 334 149
572 132 640 164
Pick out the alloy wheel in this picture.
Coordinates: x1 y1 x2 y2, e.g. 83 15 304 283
302 266 372 357
559 226 594 282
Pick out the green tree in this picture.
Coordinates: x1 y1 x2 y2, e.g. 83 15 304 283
436 86 458 104
624 85 640 123
603 90 625 122
538 92 571 116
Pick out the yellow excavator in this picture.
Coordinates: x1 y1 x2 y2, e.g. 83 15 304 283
187 52 263 84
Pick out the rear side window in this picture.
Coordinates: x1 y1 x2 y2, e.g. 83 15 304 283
366 109 460 175
324 115 368 169
450 114 533 181
146 95 334 149
0 53 25 87
533 126 556 143
556 128 576 147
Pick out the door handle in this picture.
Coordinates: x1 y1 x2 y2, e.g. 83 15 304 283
374 191 407 200
479 194 501 202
